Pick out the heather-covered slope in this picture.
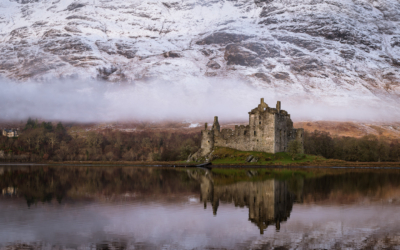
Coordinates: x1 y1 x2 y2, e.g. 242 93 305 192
1 0 400 108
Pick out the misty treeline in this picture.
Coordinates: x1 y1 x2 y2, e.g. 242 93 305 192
1 119 400 162
0 119 200 162
304 130 400 162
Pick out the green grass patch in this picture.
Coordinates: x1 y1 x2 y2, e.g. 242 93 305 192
210 147 323 165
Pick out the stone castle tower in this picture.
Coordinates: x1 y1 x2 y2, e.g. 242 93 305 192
199 98 304 155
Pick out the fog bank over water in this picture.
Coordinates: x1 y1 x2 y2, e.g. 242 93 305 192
0 77 398 123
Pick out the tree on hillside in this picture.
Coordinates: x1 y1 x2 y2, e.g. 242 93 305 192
41 122 53 131
20 129 35 150
377 140 389 162
287 140 303 161
47 132 57 150
56 122 65 132
33 128 46 151
24 118 37 130
304 130 334 158
86 132 103 148
389 140 400 162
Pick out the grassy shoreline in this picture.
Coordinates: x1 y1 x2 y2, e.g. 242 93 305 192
1 161 399 169
1 145 399 168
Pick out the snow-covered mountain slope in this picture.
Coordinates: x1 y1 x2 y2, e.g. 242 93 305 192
1 0 400 110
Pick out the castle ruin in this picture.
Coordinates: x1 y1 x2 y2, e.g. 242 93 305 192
196 98 304 158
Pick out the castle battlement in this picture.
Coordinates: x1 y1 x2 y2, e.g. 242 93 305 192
198 98 303 155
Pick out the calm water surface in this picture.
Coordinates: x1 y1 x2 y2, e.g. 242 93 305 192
1 165 400 249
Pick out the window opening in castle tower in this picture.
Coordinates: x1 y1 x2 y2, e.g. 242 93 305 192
254 131 256 136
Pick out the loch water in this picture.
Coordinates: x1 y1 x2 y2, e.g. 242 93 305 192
1 165 400 249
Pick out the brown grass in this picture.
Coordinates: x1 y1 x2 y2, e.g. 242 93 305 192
295 121 400 139
3 120 399 139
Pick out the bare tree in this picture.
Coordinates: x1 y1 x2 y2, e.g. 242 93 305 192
47 132 57 150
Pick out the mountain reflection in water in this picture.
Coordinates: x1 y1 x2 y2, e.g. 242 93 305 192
1 165 400 249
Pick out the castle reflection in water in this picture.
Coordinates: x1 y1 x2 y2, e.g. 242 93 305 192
1 165 296 234
188 170 295 234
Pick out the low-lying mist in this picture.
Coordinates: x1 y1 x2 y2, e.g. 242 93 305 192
0 77 398 123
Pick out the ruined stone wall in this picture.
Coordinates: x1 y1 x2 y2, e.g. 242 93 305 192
250 110 276 153
201 123 214 156
211 116 220 135
213 109 279 153
214 125 252 151
274 112 295 152
198 99 304 156
213 100 278 153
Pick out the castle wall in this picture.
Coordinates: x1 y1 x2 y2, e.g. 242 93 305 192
214 125 252 151
247 110 276 152
199 99 304 155
201 123 214 155
213 109 279 153
274 112 294 152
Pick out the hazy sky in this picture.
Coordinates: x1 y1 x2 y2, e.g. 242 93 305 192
0 77 399 123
